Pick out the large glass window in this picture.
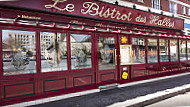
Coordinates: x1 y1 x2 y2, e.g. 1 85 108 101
170 40 178 62
2 30 36 75
98 37 115 70
179 40 187 61
40 32 67 72
159 39 169 62
70 34 92 69
187 41 190 60
147 39 158 63
132 38 145 64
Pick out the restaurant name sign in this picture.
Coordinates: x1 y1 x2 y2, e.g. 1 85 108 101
0 0 184 30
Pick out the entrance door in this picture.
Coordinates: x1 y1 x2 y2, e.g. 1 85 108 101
95 33 119 85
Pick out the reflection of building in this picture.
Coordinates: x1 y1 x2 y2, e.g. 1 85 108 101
40 33 57 55
8 32 36 55
41 33 67 61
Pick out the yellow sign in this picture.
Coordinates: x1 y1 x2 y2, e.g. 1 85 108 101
121 36 128 43
122 72 128 79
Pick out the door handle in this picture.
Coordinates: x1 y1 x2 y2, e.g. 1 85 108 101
114 49 117 65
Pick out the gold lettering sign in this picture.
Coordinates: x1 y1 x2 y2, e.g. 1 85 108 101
149 15 174 28
95 23 127 29
81 2 132 21
17 15 41 20
69 20 86 25
45 0 74 12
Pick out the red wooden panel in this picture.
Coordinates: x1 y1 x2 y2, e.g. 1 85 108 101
44 78 66 92
148 70 158 75
73 75 92 87
5 83 34 98
133 69 146 78
100 72 115 82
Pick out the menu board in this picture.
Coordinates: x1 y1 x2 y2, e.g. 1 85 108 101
120 45 132 65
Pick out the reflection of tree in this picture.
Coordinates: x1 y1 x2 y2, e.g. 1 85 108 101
46 33 67 67
71 35 91 56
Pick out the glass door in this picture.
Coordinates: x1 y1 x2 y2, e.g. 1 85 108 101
96 33 119 84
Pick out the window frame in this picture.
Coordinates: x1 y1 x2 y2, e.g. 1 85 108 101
179 40 187 61
131 37 146 64
170 39 179 62
182 6 186 14
188 7 190 15
39 31 69 73
159 39 169 63
147 38 159 64
152 0 160 10
169 1 177 14
1 28 38 76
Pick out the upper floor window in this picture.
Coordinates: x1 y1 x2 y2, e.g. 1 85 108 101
169 1 177 14
182 6 186 14
152 0 160 9
138 0 144 3
188 8 190 15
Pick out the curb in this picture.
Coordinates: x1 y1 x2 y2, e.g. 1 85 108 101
109 84 190 107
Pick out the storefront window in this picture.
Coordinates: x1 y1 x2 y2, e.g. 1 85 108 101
170 40 178 62
132 38 145 64
70 34 92 69
159 39 169 62
179 40 187 61
40 32 67 72
187 41 190 60
147 39 158 63
99 37 115 70
2 30 36 75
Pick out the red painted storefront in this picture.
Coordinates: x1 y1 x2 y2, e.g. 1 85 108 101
0 0 188 106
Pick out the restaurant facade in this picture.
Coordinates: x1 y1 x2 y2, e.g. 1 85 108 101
0 0 188 106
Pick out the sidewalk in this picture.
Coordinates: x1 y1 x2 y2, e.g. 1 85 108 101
21 72 190 107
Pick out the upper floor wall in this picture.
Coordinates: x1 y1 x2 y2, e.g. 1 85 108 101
120 0 190 17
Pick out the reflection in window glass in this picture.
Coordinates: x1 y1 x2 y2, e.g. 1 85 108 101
132 38 145 64
159 39 169 62
40 32 67 72
2 30 36 75
170 40 178 61
179 40 186 61
70 34 92 69
147 39 158 63
188 41 190 60
99 37 115 70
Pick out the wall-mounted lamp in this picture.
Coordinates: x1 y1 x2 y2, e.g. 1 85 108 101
148 8 151 12
160 11 163 15
115 0 118 5
133 5 136 9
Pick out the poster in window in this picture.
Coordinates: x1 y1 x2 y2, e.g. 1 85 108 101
120 45 132 65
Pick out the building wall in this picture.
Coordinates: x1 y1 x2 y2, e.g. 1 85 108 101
120 0 190 16
121 0 152 7
114 0 190 36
